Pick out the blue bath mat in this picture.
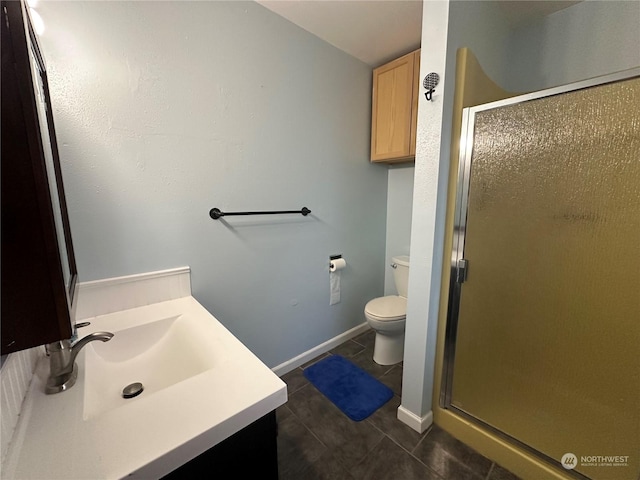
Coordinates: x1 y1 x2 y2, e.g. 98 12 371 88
303 355 393 421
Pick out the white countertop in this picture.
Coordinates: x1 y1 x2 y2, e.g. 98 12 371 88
3 296 287 479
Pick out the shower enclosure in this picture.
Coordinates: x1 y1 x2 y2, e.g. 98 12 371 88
441 68 640 480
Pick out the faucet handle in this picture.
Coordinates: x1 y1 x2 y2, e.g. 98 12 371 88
71 331 114 350
45 332 114 395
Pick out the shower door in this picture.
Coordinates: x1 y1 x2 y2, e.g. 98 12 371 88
443 70 640 480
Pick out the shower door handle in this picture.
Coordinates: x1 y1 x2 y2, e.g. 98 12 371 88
456 259 468 284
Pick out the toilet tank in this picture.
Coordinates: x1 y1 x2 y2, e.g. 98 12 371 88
392 255 410 297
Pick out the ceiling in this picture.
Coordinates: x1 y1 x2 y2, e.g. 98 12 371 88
256 0 582 67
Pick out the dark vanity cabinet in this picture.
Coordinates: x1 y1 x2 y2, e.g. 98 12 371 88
1 1 76 354
162 411 279 479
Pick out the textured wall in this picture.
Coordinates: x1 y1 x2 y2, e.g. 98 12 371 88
37 1 387 368
504 0 640 91
384 165 414 295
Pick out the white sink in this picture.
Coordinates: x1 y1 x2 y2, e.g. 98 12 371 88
5 296 287 480
83 312 218 419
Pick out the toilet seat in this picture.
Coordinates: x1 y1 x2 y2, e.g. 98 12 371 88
364 295 406 321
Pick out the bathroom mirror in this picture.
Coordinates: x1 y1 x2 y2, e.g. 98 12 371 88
1 0 77 354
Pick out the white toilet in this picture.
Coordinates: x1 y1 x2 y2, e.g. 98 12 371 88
364 255 409 365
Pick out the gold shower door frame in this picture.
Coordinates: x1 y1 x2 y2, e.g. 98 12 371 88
440 68 640 480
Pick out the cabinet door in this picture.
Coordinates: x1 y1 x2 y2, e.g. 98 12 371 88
409 51 420 157
1 0 75 354
371 51 416 162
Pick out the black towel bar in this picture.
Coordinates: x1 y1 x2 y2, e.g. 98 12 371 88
209 207 311 220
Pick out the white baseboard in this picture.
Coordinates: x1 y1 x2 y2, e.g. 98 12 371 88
397 405 433 433
271 322 371 377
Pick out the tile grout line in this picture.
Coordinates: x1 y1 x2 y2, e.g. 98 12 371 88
347 430 387 477
485 461 496 480
290 406 332 453
411 446 480 480
286 383 388 479
409 425 490 479
410 423 433 455
278 390 339 472
371 422 446 480
404 426 454 480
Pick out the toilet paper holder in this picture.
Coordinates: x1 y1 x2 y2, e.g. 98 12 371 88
329 254 345 271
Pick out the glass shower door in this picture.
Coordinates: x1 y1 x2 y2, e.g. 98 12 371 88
444 72 640 480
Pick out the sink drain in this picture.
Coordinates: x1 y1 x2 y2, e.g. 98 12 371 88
122 382 144 399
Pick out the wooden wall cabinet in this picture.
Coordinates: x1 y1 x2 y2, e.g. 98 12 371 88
370 49 421 163
1 0 77 354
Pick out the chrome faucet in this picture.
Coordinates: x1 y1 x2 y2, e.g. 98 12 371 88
45 332 114 394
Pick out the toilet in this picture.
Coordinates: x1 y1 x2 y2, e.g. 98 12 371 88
364 255 409 365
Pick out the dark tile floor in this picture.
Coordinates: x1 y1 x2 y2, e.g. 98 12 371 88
277 330 521 480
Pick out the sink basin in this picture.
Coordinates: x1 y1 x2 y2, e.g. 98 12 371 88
83 313 218 419
5 294 287 480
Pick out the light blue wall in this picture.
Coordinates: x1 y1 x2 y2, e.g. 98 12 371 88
504 0 640 91
384 166 414 295
37 1 388 368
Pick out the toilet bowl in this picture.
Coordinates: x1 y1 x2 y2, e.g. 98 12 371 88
364 255 409 365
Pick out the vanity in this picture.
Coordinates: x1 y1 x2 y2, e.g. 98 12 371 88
3 288 287 479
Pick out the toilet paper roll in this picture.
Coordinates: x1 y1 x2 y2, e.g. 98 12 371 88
329 258 347 272
330 270 341 306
